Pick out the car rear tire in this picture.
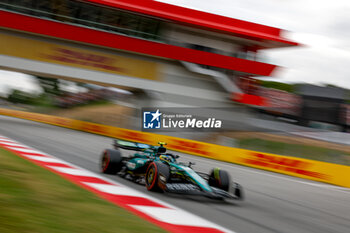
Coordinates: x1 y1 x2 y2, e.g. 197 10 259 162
209 168 230 191
101 149 123 174
145 161 170 192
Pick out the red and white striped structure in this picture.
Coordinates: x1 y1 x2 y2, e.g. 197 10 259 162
0 135 234 233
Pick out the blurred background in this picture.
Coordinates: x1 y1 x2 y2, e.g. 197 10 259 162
1 0 350 166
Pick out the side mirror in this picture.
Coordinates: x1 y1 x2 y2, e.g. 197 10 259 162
188 161 196 168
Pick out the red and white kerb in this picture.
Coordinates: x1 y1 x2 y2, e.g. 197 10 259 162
0 135 234 233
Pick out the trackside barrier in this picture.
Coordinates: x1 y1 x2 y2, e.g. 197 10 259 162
1 107 350 188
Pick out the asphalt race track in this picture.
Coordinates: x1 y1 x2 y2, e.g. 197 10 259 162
1 115 350 233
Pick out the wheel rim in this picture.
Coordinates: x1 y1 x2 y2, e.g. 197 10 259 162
147 167 155 185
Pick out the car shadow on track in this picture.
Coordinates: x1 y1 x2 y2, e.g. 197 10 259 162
161 192 243 206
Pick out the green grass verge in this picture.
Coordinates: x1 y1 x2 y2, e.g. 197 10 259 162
238 138 350 166
0 147 166 233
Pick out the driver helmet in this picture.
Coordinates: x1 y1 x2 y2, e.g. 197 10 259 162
157 146 166 154
156 142 167 154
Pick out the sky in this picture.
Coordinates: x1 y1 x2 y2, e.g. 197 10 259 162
0 70 42 97
0 70 87 97
157 0 350 87
1 0 350 94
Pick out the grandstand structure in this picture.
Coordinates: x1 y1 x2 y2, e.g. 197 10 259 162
0 0 298 107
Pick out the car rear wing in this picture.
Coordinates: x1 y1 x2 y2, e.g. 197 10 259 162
113 139 151 151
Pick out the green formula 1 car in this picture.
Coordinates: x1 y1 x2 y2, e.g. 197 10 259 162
100 139 243 200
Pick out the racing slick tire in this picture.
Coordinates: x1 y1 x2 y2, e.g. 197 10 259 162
145 161 170 192
101 149 123 174
209 168 230 191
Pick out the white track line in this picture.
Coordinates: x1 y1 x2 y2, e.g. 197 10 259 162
47 166 102 178
82 182 151 198
130 205 223 227
22 154 68 164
